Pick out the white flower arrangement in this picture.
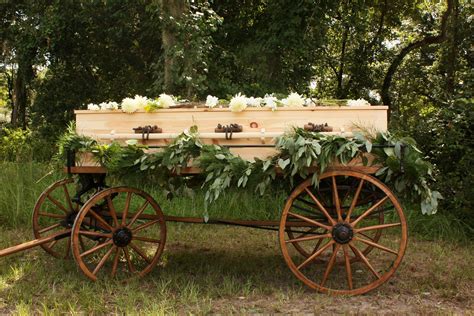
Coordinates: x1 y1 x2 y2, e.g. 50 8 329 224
158 93 175 109
229 93 248 112
206 95 219 108
99 101 119 110
85 92 361 113
87 103 100 111
121 97 139 113
347 98 370 107
246 97 262 107
282 92 305 107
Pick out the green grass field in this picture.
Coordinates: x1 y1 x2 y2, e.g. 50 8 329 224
0 162 473 314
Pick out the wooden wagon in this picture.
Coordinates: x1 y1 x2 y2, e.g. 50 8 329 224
0 105 407 295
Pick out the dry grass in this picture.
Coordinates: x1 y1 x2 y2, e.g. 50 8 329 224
1 223 473 314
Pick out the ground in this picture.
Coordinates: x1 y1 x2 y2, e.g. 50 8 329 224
0 224 473 314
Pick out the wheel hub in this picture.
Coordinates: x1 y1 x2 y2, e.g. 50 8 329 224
332 223 353 244
113 227 133 247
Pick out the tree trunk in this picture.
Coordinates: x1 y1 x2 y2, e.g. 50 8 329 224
381 0 453 115
11 55 34 129
161 0 187 94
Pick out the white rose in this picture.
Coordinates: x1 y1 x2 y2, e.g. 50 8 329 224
347 98 370 107
121 97 139 113
158 93 175 108
246 97 262 107
206 95 219 108
133 95 149 110
263 95 278 111
285 92 305 107
87 103 100 111
229 93 248 112
108 101 119 110
305 98 316 107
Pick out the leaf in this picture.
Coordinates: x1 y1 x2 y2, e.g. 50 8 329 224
365 140 372 153
215 154 226 160
394 142 402 158
383 147 395 157
278 158 290 170
375 166 388 176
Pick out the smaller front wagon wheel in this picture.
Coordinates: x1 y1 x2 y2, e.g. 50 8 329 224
71 187 166 281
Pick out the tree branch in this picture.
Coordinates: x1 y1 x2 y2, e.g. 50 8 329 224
381 0 453 112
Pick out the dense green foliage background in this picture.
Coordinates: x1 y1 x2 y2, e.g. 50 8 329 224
0 0 472 233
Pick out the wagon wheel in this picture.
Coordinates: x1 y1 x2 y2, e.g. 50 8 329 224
286 177 384 261
32 178 81 258
71 187 166 281
279 170 407 295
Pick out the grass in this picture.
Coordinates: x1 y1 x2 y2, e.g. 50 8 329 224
0 162 473 313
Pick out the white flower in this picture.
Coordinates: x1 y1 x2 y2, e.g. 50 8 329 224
121 97 139 113
125 139 138 146
305 98 316 107
229 93 248 112
206 95 219 108
87 103 100 111
99 101 119 110
263 94 278 110
347 98 370 107
133 95 149 110
246 97 262 107
285 92 305 107
108 101 119 110
158 93 175 108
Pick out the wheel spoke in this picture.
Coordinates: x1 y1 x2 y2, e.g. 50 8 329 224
349 243 381 279
92 245 115 276
62 184 75 212
331 177 343 221
49 240 58 249
111 247 121 277
355 222 401 233
354 236 398 255
38 212 65 219
297 240 335 270
286 233 331 244
87 209 113 231
304 188 336 225
80 240 113 258
64 239 71 259
127 201 149 228
129 242 152 264
358 232 375 241
351 196 389 227
106 195 119 227
320 244 341 287
132 220 160 233
311 236 325 255
46 194 69 214
287 212 331 231
345 179 364 221
123 247 135 273
133 236 161 243
78 230 112 238
343 245 353 290
122 192 132 225
39 223 62 234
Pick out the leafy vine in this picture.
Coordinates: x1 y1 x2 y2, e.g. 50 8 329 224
57 125 442 215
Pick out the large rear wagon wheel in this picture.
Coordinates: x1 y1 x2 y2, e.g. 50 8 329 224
279 170 407 295
71 187 166 281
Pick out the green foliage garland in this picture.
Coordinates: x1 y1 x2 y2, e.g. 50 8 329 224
57 126 442 215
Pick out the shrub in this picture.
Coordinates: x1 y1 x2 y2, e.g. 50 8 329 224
409 98 474 232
